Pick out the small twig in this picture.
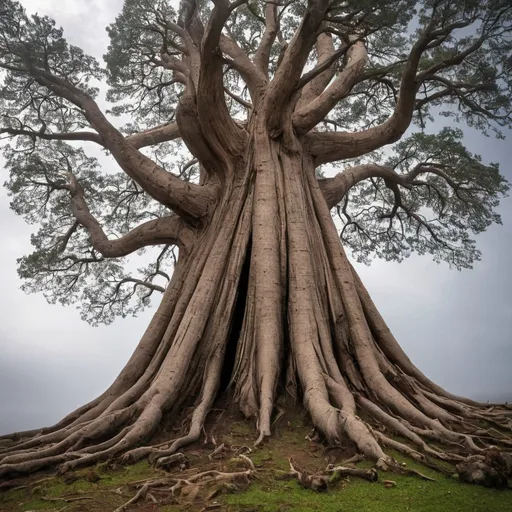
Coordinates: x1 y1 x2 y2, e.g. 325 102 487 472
200 505 222 511
113 483 149 512
41 496 95 503
209 442 226 460
289 457 328 491
232 445 252 456
147 492 158 503
272 407 285 426
326 464 378 483
399 467 437 482
238 454 256 470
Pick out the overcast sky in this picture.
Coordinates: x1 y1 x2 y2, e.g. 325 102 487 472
0 1 511 435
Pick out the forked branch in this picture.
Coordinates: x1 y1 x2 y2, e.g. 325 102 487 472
318 162 479 209
294 34 367 134
305 15 440 164
66 172 193 257
29 69 215 222
265 0 330 135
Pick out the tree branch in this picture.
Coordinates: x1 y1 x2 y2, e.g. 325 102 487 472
66 172 191 257
126 123 181 149
220 34 268 99
295 31 338 110
265 0 330 136
29 68 215 222
253 2 279 77
193 0 247 163
0 127 103 145
1 122 181 150
293 34 367 134
318 162 466 209
306 16 438 165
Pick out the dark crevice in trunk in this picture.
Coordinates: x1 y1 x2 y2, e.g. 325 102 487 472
279 239 294 400
219 237 252 392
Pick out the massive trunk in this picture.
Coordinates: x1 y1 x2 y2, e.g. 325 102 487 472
0 123 510 479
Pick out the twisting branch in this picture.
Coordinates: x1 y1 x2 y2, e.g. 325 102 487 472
293 34 367 134
295 32 339 109
66 172 192 257
220 34 268 99
27 67 215 222
305 13 440 165
1 123 181 150
265 0 330 136
253 2 279 77
183 0 247 167
318 162 475 210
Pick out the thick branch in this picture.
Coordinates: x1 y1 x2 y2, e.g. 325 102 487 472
126 123 181 149
220 35 268 99
318 162 461 209
30 69 215 222
66 173 190 257
265 0 330 135
306 19 437 165
253 3 278 77
293 35 367 134
194 0 247 162
295 32 337 111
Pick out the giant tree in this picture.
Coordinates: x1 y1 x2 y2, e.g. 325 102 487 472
0 0 511 479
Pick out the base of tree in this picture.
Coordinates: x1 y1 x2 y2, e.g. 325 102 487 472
1 396 511 491
1 406 511 512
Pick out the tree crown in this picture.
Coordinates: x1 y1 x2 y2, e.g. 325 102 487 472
1 0 510 324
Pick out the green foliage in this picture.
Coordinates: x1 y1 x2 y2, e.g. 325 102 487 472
3 140 178 324
339 128 509 268
413 0 512 137
104 0 181 129
1 0 511 324
0 0 103 137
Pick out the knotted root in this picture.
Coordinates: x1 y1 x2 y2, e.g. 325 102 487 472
112 454 256 511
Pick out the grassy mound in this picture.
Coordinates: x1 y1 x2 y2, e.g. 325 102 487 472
1 411 510 512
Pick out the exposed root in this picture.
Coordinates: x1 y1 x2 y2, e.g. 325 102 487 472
113 454 256 511
208 443 226 460
238 454 256 471
325 464 378 483
113 483 150 512
154 453 188 471
288 458 329 492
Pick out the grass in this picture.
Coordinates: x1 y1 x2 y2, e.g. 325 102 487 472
223 454 510 512
0 412 510 512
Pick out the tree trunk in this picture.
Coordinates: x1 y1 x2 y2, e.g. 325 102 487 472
0 122 510 479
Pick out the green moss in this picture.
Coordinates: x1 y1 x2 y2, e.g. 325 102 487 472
223 469 512 512
19 498 56 511
98 460 156 485
221 446 512 512
229 420 255 437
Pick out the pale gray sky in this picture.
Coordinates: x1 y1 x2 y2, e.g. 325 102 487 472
0 0 511 435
